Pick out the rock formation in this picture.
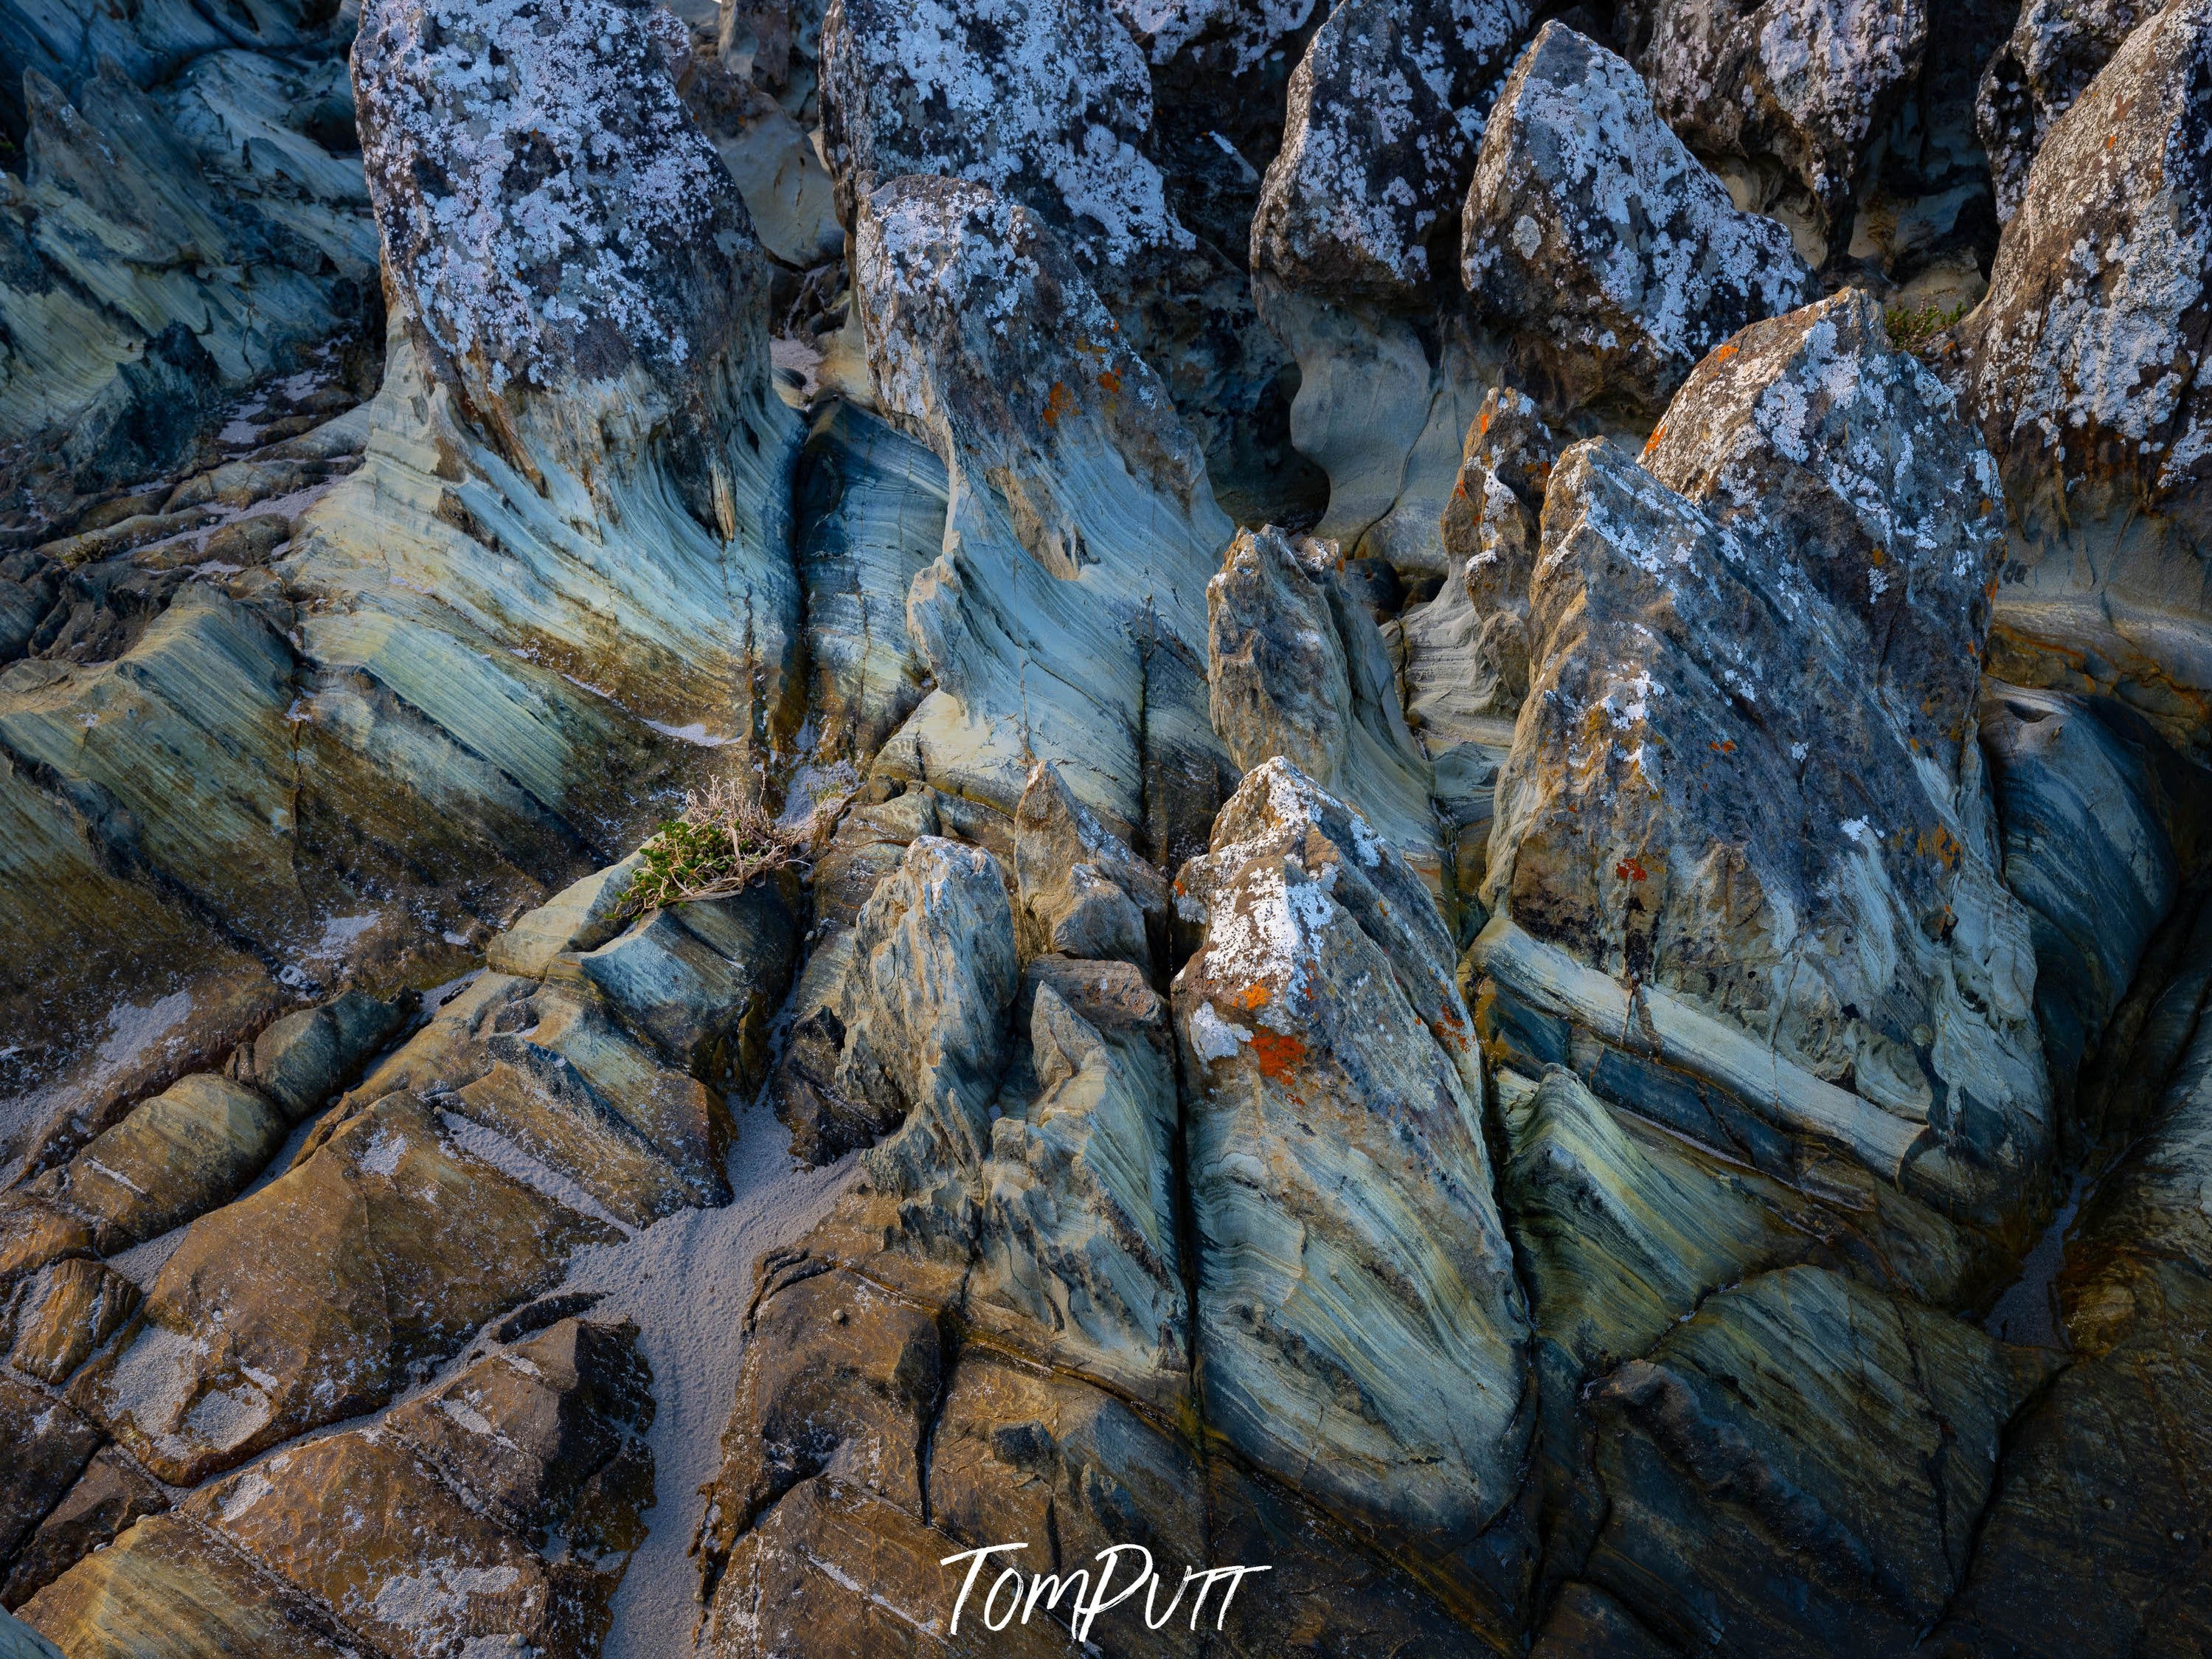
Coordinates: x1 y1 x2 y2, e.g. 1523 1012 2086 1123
1959 0 2212 763
5 0 2212 1652
1463 22 1816 420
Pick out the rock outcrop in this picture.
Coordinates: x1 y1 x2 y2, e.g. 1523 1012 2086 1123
1959 0 2212 762
25 1316 652 1658
1619 0 1927 235
1479 290 2048 1227
1977 0 2158 221
853 176 1235 864
819 0 1306 516
1463 22 1814 420
1206 525 1440 887
1173 758 1533 1624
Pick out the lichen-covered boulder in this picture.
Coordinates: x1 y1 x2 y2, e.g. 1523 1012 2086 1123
304 0 802 746
854 176 1235 863
1620 0 1926 231
820 0 1302 513
1976 0 2157 221
1958 0 2212 760
1462 21 1814 418
1479 305 2050 1225
1252 0 1533 308
1173 758 1533 1626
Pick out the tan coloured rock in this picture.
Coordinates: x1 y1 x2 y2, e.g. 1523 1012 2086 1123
26 1076 285 1255
0 1448 167 1613
19 1515 358 1659
6 1260 139 1386
74 1094 614 1485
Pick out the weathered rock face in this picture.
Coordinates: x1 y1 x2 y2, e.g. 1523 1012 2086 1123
1930 955 2212 1657
1980 684 2212 1139
1206 525 1440 887
25 1317 652 1658
0 34 375 517
1959 0 2212 761
1620 0 1927 233
1480 292 2049 1226
1977 0 2158 222
1173 758 1533 1624
1401 384 1556 746
819 0 1306 516
1463 21 1814 420
854 175 1235 863
1252 0 1532 308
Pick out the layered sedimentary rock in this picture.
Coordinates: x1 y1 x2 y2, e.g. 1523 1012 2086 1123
1206 525 1440 887
710 782 1502 1652
1463 22 1814 420
1960 0 2212 761
0 27 376 514
1479 290 2048 1227
854 176 1235 864
1931 958 2212 1656
1172 759 1533 1625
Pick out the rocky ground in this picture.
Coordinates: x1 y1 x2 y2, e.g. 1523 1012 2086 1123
0 0 2210 1654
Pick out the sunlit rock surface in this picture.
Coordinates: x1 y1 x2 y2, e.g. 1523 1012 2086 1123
1480 291 2048 1227
1960 0 2212 762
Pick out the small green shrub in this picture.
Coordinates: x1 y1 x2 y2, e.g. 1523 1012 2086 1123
616 777 842 918
1882 299 1971 357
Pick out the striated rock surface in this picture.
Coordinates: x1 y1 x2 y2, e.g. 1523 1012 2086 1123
1480 291 2048 1225
1173 759 1533 1624
1462 22 1814 420
1958 0 2212 761
854 176 1235 862
25 1317 652 1658
1206 525 1440 887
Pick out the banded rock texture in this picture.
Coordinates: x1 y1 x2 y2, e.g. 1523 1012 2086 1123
1480 289 2049 1227
854 175 1235 865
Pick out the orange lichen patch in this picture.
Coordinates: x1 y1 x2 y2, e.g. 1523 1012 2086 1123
1643 420 1668 457
1869 547 1887 565
1098 368 1122 394
1041 381 1077 426
1916 822 1963 870
1615 854 1648 882
1709 738 1736 754
1249 1027 1307 1078
1477 406 1494 435
1231 983 1273 1014
1985 577 2000 603
1711 342 1737 361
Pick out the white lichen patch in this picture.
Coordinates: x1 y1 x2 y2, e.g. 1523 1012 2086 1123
356 0 743 392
